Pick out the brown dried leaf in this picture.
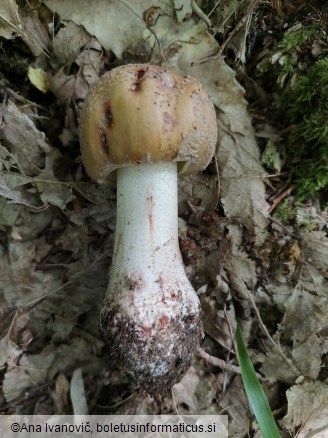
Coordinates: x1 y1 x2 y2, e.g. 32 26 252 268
0 101 51 176
291 335 322 380
0 0 49 54
219 375 251 437
49 68 89 103
174 0 193 23
282 381 328 437
224 237 257 299
2 366 35 402
3 347 55 402
51 373 70 413
179 174 218 214
47 338 104 380
10 209 53 241
43 0 169 59
0 175 42 208
53 20 90 64
19 7 51 56
0 336 22 368
201 296 235 351
303 231 328 271
1 240 62 307
0 0 21 39
283 286 328 344
75 39 106 87
172 366 217 412
260 345 298 385
36 169 74 210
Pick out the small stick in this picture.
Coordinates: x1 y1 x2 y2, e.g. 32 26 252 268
197 347 264 380
0 90 7 125
268 185 294 214
191 0 211 27
197 347 241 373
192 0 259 66
269 170 294 202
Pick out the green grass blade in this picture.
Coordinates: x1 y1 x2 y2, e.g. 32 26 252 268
235 323 280 438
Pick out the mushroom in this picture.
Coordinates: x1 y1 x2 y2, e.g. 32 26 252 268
80 64 217 394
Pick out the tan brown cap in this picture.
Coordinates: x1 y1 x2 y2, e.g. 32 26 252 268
80 64 217 181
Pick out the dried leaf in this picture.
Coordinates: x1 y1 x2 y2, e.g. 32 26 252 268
0 197 21 227
173 366 216 412
1 240 62 307
201 296 235 351
0 336 22 368
19 7 51 56
9 209 53 241
3 347 55 402
303 231 328 271
43 0 169 59
0 175 42 208
47 338 104 380
49 66 89 103
283 286 328 344
174 0 193 23
75 39 105 87
179 174 218 213
219 375 251 437
291 335 322 380
225 239 257 299
261 348 298 385
51 373 70 413
282 381 328 437
0 101 51 176
0 0 21 39
2 366 35 402
53 20 90 64
28 66 49 93
36 169 74 210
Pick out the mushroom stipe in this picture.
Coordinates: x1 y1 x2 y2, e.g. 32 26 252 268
80 64 217 394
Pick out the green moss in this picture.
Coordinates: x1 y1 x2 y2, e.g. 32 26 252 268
257 24 319 87
282 57 328 200
279 25 318 52
258 22 328 201
276 199 297 224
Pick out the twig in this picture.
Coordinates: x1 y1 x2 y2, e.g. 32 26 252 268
213 155 221 210
191 1 211 27
197 347 263 380
192 0 259 66
269 170 294 202
0 90 8 125
268 185 294 214
208 0 224 18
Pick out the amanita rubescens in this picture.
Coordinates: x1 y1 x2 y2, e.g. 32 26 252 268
80 64 217 394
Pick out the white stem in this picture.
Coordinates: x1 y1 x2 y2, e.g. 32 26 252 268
113 162 181 289
100 162 201 392
111 162 198 322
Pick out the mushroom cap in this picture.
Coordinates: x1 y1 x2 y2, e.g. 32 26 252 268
80 64 217 181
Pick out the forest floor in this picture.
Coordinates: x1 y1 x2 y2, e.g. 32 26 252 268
0 1 327 437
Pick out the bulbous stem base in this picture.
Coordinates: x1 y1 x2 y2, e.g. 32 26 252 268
100 162 201 394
